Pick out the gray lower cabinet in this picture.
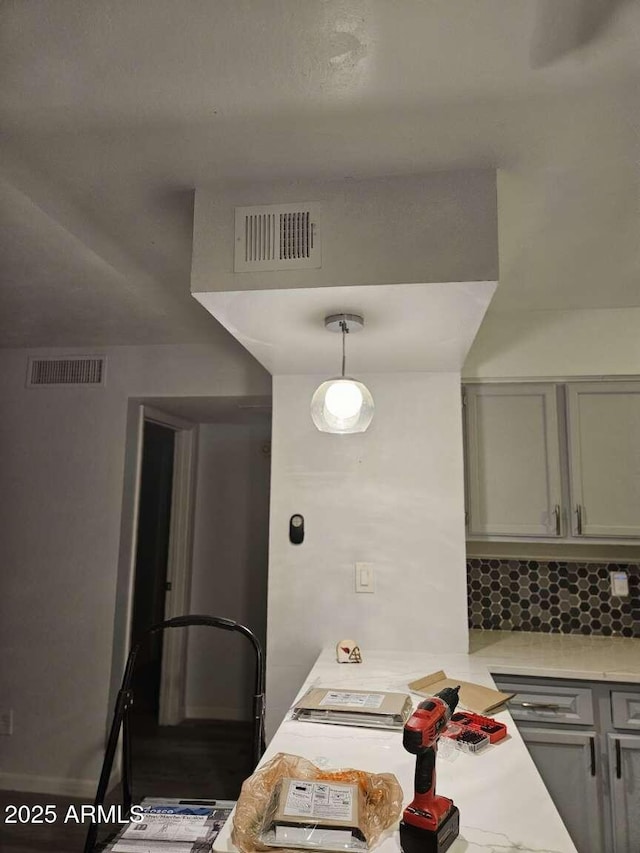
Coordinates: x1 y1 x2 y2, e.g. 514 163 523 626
608 734 640 852
493 675 640 853
519 727 603 853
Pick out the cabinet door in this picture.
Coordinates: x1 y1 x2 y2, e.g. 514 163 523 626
567 382 640 538
521 728 604 853
465 384 562 536
608 734 640 853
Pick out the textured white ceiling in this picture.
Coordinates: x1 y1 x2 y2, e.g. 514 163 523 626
0 1 638 347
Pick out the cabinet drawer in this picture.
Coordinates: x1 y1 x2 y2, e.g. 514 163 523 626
494 679 594 725
611 691 640 730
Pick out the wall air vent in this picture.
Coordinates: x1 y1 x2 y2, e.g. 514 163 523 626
234 203 321 272
27 356 106 388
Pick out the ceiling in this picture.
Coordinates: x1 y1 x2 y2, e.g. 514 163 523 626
0 1 638 349
141 396 272 425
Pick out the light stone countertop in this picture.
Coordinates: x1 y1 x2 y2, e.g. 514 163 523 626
469 629 640 683
214 644 580 853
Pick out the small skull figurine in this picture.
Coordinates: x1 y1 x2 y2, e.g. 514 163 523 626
336 639 362 663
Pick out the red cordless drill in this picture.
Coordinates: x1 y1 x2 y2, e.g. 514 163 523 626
399 686 460 853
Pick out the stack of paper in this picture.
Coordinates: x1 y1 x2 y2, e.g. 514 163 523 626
108 799 234 853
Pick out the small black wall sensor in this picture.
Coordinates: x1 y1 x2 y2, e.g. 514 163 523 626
289 514 304 544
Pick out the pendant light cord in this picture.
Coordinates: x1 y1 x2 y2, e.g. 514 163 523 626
340 318 348 377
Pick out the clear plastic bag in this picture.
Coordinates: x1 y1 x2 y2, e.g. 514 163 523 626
231 753 403 853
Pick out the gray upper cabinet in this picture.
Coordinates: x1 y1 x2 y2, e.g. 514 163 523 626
464 380 640 541
566 382 640 538
464 384 562 537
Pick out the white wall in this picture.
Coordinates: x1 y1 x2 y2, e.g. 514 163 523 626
463 307 640 379
0 342 270 796
185 422 271 720
266 372 468 735
463 166 640 382
192 171 498 294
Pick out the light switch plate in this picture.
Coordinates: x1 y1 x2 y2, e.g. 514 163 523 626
610 571 629 598
355 562 375 593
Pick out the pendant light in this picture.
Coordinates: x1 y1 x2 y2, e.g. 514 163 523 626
311 313 374 433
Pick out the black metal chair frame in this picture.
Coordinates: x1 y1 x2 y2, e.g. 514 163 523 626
84 615 265 853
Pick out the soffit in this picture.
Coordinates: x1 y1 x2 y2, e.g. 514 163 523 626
195 281 498 374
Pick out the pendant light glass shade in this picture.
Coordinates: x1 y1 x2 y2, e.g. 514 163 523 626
311 313 374 433
311 377 374 433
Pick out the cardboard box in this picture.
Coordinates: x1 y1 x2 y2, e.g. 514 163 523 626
408 671 514 715
291 687 413 729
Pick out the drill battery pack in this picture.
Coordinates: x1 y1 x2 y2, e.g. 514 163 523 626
400 806 459 853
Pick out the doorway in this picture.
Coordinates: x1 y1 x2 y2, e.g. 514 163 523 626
109 395 271 797
130 420 175 717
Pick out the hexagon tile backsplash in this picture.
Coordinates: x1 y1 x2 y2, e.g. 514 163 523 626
467 559 640 637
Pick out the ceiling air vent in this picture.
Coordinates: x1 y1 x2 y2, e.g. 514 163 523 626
27 355 106 388
234 203 321 272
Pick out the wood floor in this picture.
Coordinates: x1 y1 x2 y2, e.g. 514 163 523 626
0 719 252 853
